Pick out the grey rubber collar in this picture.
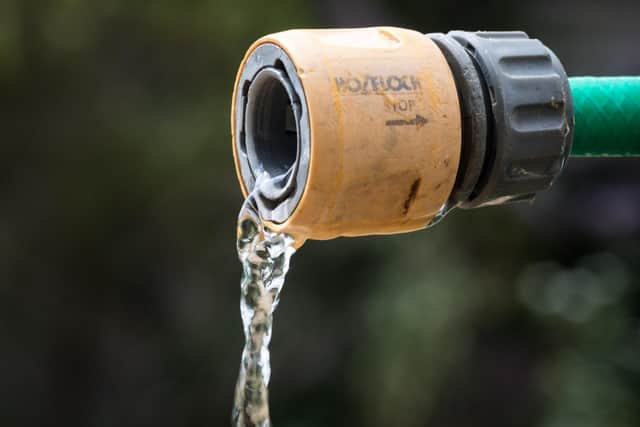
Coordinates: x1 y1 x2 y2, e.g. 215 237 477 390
233 43 310 224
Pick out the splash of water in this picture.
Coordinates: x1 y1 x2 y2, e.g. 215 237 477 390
232 180 297 427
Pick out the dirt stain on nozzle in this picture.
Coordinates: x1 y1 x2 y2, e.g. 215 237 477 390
403 178 422 215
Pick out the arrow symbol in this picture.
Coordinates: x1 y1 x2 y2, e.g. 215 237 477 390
385 114 428 128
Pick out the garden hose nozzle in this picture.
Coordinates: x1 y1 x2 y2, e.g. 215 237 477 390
231 27 639 241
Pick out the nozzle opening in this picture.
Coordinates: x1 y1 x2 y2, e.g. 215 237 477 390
245 68 299 191
233 43 311 224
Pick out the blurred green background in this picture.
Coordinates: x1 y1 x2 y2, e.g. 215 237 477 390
1 0 640 426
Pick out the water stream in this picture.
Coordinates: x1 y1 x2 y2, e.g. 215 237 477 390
232 180 297 427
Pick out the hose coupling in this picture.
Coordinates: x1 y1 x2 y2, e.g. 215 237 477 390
231 28 574 240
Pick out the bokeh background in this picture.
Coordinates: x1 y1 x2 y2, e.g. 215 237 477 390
2 0 640 426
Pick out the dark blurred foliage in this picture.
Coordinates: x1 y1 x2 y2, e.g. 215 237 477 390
1 0 639 426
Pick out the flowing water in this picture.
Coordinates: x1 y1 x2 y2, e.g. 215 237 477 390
232 180 297 427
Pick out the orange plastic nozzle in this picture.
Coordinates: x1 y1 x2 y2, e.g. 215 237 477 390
232 27 462 241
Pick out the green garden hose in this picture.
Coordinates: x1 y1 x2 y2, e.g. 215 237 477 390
569 77 640 157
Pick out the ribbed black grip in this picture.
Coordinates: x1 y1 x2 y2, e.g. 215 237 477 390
447 31 573 207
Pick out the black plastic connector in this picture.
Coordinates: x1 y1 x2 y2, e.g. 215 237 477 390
429 31 574 208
